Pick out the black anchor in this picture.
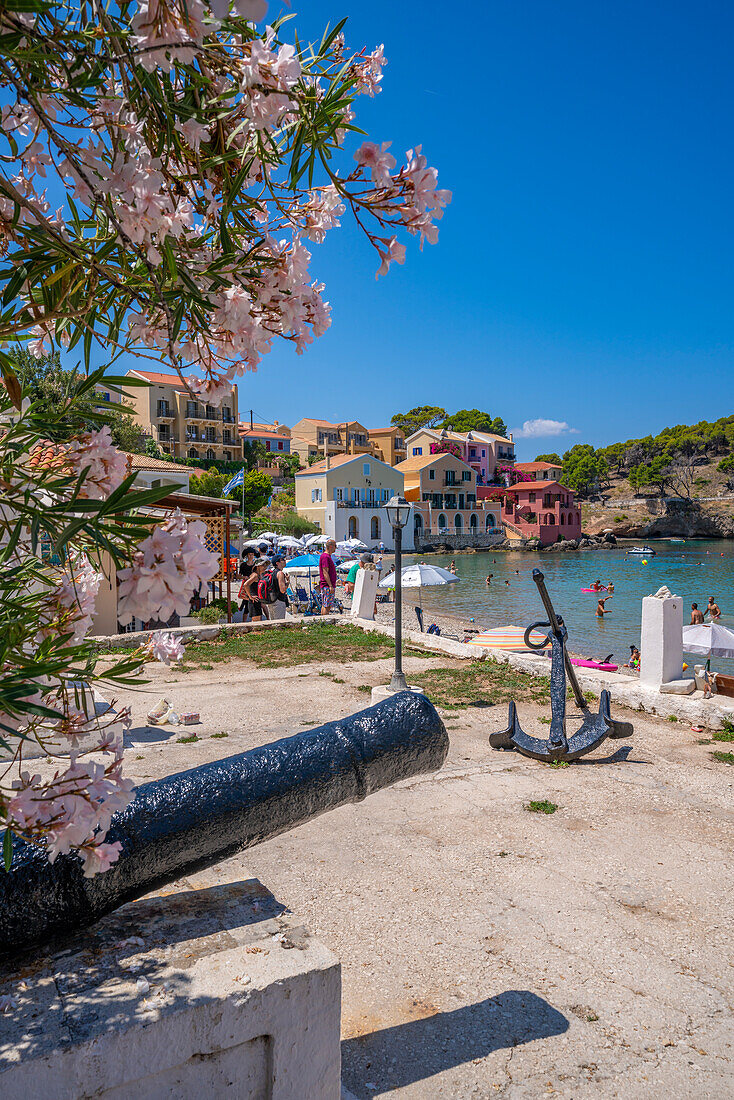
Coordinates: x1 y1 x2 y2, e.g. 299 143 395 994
489 569 633 762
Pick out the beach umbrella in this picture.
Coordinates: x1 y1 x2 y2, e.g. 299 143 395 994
377 562 458 610
276 535 303 548
255 531 279 541
466 625 550 652
343 537 368 550
682 622 734 670
378 563 458 589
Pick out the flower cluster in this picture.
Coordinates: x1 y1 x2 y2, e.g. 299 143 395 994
118 509 219 624
147 629 185 664
7 719 134 876
0 5 449 402
66 426 130 500
41 555 102 644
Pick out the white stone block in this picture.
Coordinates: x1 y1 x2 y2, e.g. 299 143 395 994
640 594 684 690
0 864 341 1100
350 564 379 621
659 679 696 695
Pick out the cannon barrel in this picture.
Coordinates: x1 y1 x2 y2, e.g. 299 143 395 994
0 692 448 954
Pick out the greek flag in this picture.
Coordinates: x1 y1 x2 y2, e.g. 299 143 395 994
223 468 245 496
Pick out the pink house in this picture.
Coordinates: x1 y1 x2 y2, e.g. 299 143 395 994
404 427 515 485
501 480 582 545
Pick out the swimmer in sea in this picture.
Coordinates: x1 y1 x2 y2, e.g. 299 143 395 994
486 574 493 585
596 596 612 617
607 581 614 594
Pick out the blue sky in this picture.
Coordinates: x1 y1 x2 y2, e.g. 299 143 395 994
119 2 733 459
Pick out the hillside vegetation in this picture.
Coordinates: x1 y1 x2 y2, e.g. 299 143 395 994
545 416 734 498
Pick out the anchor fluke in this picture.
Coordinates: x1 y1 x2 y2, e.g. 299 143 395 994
489 571 633 763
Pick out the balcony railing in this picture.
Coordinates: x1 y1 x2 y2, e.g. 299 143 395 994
336 500 390 509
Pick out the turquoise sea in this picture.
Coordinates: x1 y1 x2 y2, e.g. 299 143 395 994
401 540 734 673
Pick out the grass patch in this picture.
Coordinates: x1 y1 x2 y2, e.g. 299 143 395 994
548 760 570 768
525 799 558 814
667 714 678 723
179 623 397 670
712 720 734 742
211 732 228 739
712 750 734 765
410 661 552 710
176 734 199 744
356 685 372 694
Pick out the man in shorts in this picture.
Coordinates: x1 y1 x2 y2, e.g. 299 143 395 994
318 539 337 614
241 559 268 622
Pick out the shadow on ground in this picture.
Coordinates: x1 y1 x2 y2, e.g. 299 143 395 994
341 989 568 1096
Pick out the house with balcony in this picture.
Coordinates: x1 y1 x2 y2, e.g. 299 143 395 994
367 426 407 466
513 460 563 482
125 369 239 462
502 481 581 545
295 453 406 549
290 418 374 466
404 427 515 485
239 420 292 476
395 452 502 547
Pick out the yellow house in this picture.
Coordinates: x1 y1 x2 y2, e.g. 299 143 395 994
295 453 405 547
367 426 407 466
125 369 240 463
290 418 374 466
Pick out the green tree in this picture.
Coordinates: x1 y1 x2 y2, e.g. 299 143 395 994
189 466 231 498
390 406 447 435
562 444 608 497
242 439 269 471
441 409 508 436
241 470 273 515
9 347 147 452
275 453 302 478
535 452 562 465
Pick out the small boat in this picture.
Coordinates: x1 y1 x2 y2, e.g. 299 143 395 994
626 545 656 556
669 538 685 544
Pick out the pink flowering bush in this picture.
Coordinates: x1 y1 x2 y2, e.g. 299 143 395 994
0 2 450 402
0 4 449 879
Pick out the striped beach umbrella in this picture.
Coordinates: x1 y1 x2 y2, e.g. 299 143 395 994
467 625 548 651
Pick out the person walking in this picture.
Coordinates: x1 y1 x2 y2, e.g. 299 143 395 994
265 555 289 620
318 538 337 614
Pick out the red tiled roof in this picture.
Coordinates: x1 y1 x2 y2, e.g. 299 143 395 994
240 426 289 440
506 479 567 492
514 461 561 472
295 453 380 476
127 369 186 385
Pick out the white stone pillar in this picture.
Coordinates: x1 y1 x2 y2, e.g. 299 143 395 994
351 564 379 621
640 594 684 689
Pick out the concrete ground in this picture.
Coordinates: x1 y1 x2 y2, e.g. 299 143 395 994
103 652 733 1098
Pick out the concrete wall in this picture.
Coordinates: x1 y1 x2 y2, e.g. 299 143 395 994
414 529 505 551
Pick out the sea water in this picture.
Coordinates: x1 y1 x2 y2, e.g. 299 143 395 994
401 540 734 673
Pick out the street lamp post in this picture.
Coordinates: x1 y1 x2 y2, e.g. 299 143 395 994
385 494 412 693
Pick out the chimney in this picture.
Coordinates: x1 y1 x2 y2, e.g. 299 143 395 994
325 453 330 471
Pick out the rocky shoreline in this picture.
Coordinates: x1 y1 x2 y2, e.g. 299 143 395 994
417 531 619 554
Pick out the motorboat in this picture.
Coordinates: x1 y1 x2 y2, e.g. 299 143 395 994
626 545 656 556
668 537 685 543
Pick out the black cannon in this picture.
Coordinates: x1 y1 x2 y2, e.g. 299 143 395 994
0 692 448 954
489 569 633 762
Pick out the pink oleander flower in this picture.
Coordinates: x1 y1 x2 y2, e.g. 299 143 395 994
67 425 128 500
80 841 123 877
354 141 396 187
375 236 405 279
45 555 102 643
148 630 185 665
117 509 219 625
175 118 210 151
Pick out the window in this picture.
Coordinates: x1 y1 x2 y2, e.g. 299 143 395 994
206 449 215 461
438 513 447 529
486 513 495 529
470 513 478 529
336 488 343 502
223 431 231 444
529 492 536 503
100 391 110 402
371 516 380 540
278 441 283 450
363 462 370 475
383 488 389 501
412 447 422 456
462 470 471 481
429 469 435 480
481 449 486 457
318 489 322 501
469 448 475 458
224 451 231 461
454 513 463 529
312 489 316 503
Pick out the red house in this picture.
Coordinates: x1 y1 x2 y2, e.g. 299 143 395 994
501 480 582 545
